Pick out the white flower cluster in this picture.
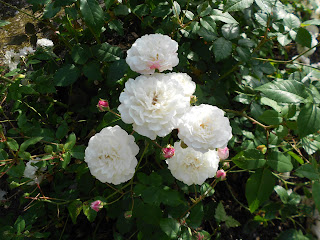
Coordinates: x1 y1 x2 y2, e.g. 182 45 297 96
85 34 232 186
3 47 35 71
84 125 139 185
23 159 46 185
119 33 232 186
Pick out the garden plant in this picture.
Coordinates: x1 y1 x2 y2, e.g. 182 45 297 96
1 0 320 239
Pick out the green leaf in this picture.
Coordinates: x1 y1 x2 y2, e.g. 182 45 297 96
160 218 180 239
295 164 320 180
259 110 282 125
7 161 25 178
277 229 309 240
312 181 320 213
211 9 238 24
68 200 83 224
297 104 320 138
114 4 130 16
224 0 254 12
213 37 232 62
0 149 9 160
83 61 102 81
246 168 276 213
43 2 60 19
277 33 292 46
80 0 104 34
214 202 227 222
274 185 289 204
62 152 71 169
133 4 149 16
107 59 128 84
20 137 43 152
200 182 215 197
71 44 89 64
92 43 123 62
225 216 241 228
287 151 304 164
255 80 311 104
6 138 19 151
221 23 239 40
14 216 25 235
301 19 320 26
255 0 274 13
64 133 76 150
83 202 97 222
295 28 312 48
236 46 251 62
0 20 10 27
70 145 86 159
200 16 216 34
53 64 80 86
232 149 266 170
108 19 124 35
56 122 68 140
187 202 203 228
283 14 301 30
267 151 293 173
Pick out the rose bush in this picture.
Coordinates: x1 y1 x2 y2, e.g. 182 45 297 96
1 0 320 239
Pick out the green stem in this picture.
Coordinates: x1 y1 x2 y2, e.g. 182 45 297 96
225 182 250 211
0 76 14 84
0 0 41 21
253 42 320 64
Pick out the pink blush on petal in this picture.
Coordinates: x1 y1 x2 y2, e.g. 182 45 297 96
149 61 161 70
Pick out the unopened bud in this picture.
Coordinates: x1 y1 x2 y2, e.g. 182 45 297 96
190 95 197 104
217 147 229 160
90 200 103 212
216 169 226 180
223 161 230 169
124 210 132 219
97 99 109 112
162 145 175 159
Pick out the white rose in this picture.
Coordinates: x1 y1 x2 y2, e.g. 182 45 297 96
23 159 46 185
166 141 220 185
4 50 20 71
84 125 139 185
118 74 191 140
36 38 54 48
126 33 179 74
178 104 232 152
166 72 196 97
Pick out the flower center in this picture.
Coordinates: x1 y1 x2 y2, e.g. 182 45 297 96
152 92 159 105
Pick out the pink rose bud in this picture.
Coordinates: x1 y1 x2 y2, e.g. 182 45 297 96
124 210 132 219
90 200 103 212
218 147 229 160
97 99 109 112
162 145 175 159
216 169 226 180
223 161 230 169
